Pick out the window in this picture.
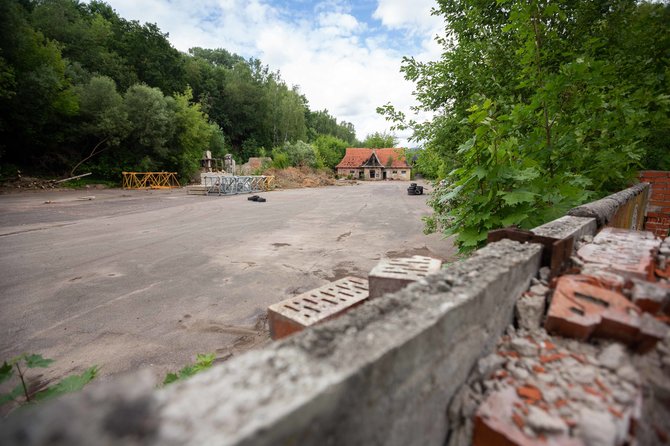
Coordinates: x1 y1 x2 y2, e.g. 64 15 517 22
350 170 355 174
370 170 376 178
401 170 406 174
392 170 397 174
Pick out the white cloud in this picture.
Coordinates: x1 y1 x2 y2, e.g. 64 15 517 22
86 0 445 146
373 0 442 32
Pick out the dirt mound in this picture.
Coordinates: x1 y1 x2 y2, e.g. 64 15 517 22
263 166 338 189
0 174 59 192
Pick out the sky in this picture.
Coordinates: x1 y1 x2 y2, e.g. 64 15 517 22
92 0 445 146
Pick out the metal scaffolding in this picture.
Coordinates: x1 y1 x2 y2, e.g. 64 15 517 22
201 174 275 196
122 172 180 189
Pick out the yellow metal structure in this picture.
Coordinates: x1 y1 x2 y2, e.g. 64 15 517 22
264 176 275 191
122 172 180 189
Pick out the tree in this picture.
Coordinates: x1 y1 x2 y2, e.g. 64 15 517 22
313 134 348 169
0 0 78 170
122 83 174 170
282 140 318 168
71 75 128 175
381 0 670 252
168 87 223 181
362 131 398 148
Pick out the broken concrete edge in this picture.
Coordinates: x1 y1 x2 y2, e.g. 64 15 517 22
567 183 649 228
0 239 542 446
532 215 597 242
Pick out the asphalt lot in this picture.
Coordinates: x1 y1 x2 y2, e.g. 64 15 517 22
0 181 457 383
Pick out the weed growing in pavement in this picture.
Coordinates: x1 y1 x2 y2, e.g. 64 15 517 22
0 354 98 413
162 353 215 386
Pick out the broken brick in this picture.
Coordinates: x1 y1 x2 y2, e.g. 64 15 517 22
609 407 623 419
543 341 556 351
533 365 546 373
517 385 542 403
540 353 566 363
474 388 581 446
544 275 668 351
577 227 660 281
583 385 601 397
595 378 610 394
570 353 587 364
631 278 670 313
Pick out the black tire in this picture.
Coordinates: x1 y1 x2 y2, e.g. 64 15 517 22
248 195 259 201
257 197 266 202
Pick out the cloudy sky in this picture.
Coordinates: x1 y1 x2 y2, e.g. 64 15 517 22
94 0 444 145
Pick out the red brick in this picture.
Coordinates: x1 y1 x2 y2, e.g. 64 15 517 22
545 275 667 351
640 171 669 178
570 353 587 364
474 388 580 446
609 407 623 419
367 255 442 299
267 277 369 339
517 385 542 402
540 353 566 363
543 341 556 350
583 385 602 397
577 228 659 281
595 378 610 393
512 412 524 430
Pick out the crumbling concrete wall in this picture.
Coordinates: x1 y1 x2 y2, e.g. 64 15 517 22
568 183 649 229
0 184 653 446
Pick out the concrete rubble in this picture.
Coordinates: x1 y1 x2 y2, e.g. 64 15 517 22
459 226 670 446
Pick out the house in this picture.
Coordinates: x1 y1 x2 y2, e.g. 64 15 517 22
335 148 411 181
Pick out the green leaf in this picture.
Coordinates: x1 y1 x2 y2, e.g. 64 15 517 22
0 384 24 405
456 137 475 155
195 353 215 368
501 212 529 227
457 228 487 247
0 362 13 384
162 372 179 386
33 366 98 402
499 190 536 206
24 354 54 369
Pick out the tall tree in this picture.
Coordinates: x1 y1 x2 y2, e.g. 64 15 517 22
362 131 398 148
381 0 670 251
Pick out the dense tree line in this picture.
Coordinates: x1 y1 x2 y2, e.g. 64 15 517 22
0 0 358 181
381 0 670 251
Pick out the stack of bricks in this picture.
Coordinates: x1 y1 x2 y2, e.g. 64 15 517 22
268 255 443 340
639 170 670 238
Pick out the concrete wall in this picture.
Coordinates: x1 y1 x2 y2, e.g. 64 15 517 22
0 184 650 446
567 182 649 229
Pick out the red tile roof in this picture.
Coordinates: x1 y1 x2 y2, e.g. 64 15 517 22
336 148 410 169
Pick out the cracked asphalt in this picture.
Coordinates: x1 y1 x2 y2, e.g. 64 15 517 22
0 181 457 383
